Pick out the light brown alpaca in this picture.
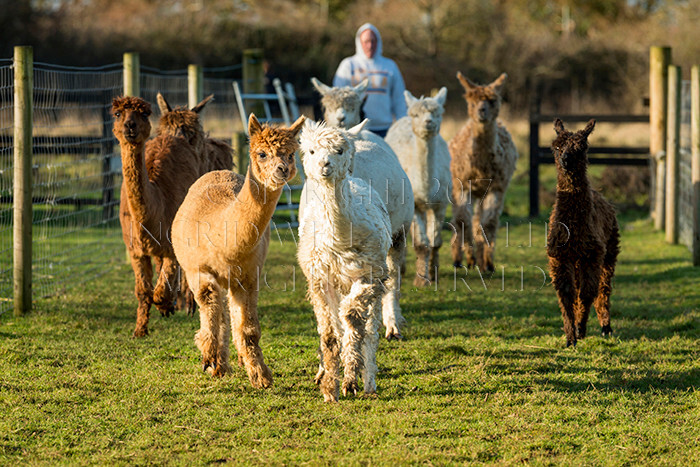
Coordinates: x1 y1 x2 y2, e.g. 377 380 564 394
156 93 234 173
449 72 518 273
112 96 201 337
172 114 305 388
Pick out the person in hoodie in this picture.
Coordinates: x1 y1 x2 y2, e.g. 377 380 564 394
333 23 407 138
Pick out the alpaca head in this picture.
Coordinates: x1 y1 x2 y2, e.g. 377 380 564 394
552 118 596 175
299 119 367 183
404 87 447 139
156 93 213 153
247 113 305 189
456 72 506 124
311 77 368 129
111 96 152 145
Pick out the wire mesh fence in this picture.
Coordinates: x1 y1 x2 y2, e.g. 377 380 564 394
0 60 13 313
1 56 249 316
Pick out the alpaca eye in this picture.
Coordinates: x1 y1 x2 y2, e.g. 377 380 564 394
258 151 267 160
115 112 121 117
309 149 314 155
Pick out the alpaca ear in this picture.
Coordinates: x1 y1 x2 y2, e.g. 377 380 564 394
582 119 596 137
311 77 331 96
354 78 369 98
554 118 566 135
156 93 171 115
289 115 306 137
192 94 214 114
248 113 263 137
404 90 418 108
435 86 448 106
348 119 368 136
490 73 507 95
456 71 476 92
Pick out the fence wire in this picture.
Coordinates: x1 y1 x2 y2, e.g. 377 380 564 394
31 63 124 305
679 80 693 249
1 60 243 316
0 61 13 314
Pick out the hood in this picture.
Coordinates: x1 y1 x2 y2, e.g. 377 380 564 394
354 23 383 58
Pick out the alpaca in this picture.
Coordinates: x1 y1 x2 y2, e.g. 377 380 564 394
386 88 451 286
297 119 392 402
449 72 518 273
112 96 201 337
172 114 305 388
156 93 234 173
310 77 414 340
547 119 619 347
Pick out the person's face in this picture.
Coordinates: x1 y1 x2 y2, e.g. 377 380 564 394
360 29 377 58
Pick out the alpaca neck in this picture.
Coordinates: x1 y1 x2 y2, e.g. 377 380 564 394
120 140 158 226
226 166 283 251
314 177 355 232
555 170 593 222
468 119 497 152
413 134 438 195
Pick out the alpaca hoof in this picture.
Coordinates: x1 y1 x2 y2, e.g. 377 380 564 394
322 392 339 403
156 304 175 317
385 328 403 341
453 260 462 269
601 325 613 337
342 379 359 397
202 361 216 375
566 339 577 348
247 363 273 389
413 275 431 287
132 327 149 338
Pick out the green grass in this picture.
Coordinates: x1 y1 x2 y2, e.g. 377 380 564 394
1 212 698 464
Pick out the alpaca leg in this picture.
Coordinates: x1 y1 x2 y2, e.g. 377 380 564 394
412 210 432 287
476 191 504 273
153 256 178 317
309 280 341 402
382 230 406 340
451 198 474 268
228 287 273 389
427 205 447 281
549 257 577 347
361 296 383 395
576 258 603 341
595 229 619 337
130 255 154 338
339 281 377 397
192 273 227 376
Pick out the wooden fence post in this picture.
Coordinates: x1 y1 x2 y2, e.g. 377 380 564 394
650 46 671 230
243 49 264 116
13 46 33 315
188 64 203 109
123 52 140 97
528 94 541 218
232 131 248 175
665 65 681 244
691 65 700 265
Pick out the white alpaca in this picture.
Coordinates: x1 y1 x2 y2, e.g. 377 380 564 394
386 88 452 286
297 120 392 402
309 77 414 340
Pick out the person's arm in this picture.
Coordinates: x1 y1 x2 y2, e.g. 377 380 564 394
390 62 407 119
333 58 353 87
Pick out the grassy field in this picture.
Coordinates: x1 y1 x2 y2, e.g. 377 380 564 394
0 210 698 464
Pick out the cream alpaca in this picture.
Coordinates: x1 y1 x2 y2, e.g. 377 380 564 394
449 72 518 272
172 114 305 388
386 88 451 286
297 119 391 402
310 77 414 340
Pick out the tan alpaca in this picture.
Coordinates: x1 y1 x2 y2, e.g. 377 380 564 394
172 114 305 388
449 72 518 273
112 96 201 337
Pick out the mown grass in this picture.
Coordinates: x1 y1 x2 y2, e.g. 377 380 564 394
0 210 698 464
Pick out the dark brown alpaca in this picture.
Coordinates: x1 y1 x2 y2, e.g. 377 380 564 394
112 96 201 337
547 119 619 347
156 93 234 173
